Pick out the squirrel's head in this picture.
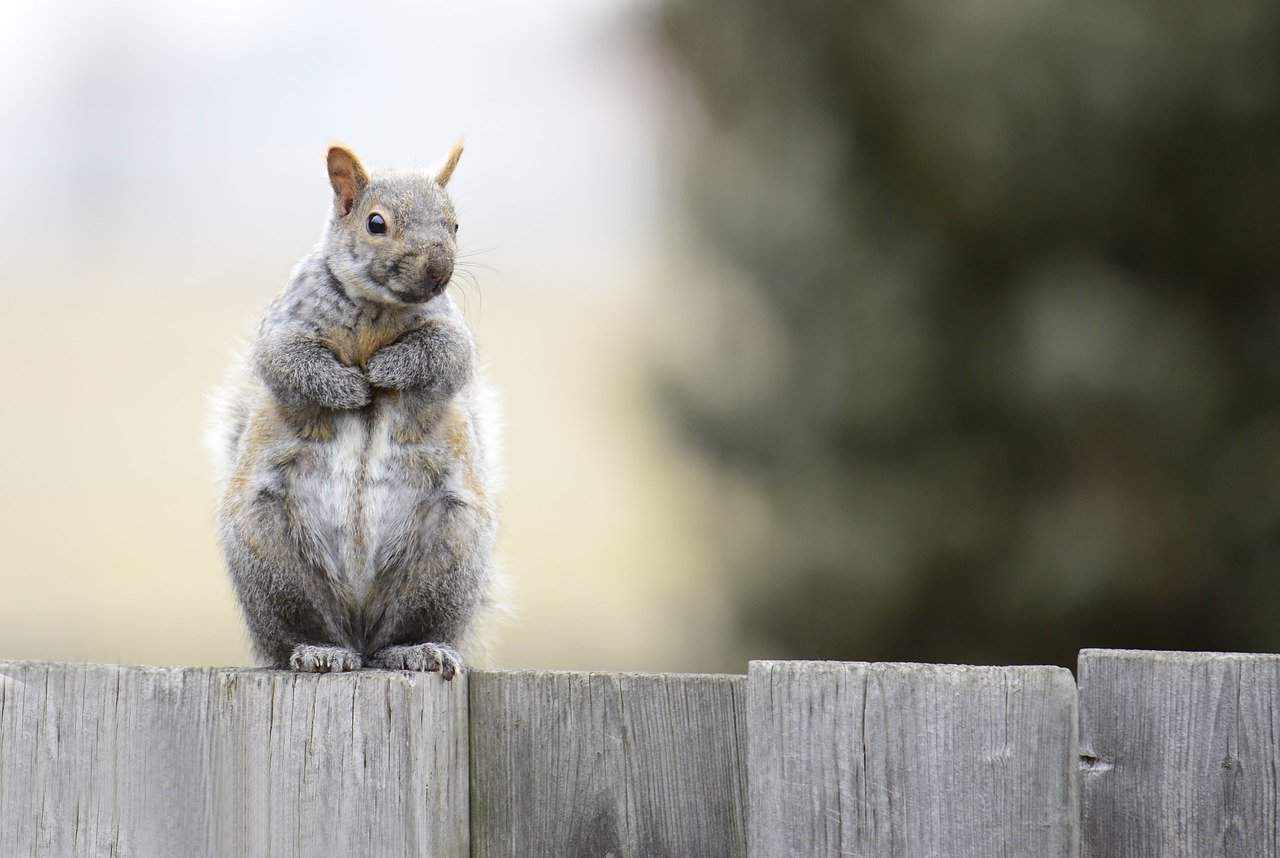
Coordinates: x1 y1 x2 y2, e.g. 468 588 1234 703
321 142 463 305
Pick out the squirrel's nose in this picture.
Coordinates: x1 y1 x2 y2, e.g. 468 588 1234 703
423 254 453 293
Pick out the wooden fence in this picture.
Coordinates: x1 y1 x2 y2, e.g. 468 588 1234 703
0 650 1275 856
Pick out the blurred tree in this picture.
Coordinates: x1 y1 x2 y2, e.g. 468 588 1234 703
658 0 1280 667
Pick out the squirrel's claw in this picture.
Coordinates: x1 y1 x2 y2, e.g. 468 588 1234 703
289 644 363 673
370 642 463 680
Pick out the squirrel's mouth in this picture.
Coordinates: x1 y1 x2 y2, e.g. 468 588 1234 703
385 280 446 305
368 255 452 304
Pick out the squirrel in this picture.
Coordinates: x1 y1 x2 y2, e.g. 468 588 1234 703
206 142 501 679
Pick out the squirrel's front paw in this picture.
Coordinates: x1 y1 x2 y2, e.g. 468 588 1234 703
289 644 362 673
366 344 418 391
370 642 462 680
319 367 372 410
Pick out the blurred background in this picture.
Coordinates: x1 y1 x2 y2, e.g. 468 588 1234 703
2 0 1279 674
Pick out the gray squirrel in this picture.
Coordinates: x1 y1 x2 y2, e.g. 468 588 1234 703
206 142 501 679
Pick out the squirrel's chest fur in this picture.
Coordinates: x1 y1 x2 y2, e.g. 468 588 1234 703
320 312 403 369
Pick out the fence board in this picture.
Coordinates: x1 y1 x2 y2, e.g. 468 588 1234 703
468 670 748 857
0 661 468 858
748 660 1079 858
1078 648 1280 858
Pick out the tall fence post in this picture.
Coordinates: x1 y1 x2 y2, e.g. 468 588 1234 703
0 662 469 858
1078 649 1280 858
747 660 1080 858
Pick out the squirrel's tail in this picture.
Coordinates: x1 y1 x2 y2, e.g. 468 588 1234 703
204 340 257 489
461 369 509 668
469 369 505 497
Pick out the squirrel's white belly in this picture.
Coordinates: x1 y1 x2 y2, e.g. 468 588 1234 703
297 406 415 603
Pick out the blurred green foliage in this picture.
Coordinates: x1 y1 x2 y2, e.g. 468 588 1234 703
659 1 1280 667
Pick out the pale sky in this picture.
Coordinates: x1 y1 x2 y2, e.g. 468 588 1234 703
0 0 672 281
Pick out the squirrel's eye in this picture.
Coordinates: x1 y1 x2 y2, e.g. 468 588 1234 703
367 213 387 235
453 222 459 234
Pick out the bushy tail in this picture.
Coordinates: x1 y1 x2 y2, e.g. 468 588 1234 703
469 368 505 496
203 341 258 489
462 368 509 667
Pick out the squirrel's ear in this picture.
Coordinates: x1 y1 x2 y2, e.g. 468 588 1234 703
433 139 464 187
327 145 369 216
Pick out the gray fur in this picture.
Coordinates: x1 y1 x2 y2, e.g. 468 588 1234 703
208 145 501 678
367 323 474 397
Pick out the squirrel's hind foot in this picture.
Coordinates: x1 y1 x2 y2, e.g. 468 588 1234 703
370 642 462 680
288 644 363 673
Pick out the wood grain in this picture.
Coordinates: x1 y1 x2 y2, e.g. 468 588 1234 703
748 660 1079 858
468 670 748 857
0 661 468 858
1079 649 1280 858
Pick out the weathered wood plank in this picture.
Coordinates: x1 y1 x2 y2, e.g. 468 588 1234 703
0 661 468 858
748 660 1079 858
1079 648 1280 858
468 670 748 857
